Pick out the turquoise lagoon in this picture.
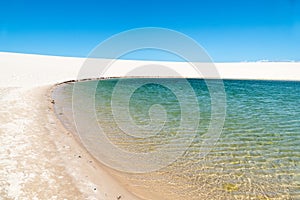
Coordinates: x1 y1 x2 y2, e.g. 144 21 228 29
53 79 300 200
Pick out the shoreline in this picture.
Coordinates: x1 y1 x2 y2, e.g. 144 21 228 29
56 76 300 85
46 85 142 200
50 83 144 200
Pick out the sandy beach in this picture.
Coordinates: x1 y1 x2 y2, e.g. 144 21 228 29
0 87 141 200
1 52 300 199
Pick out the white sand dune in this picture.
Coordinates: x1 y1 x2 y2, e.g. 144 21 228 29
0 52 300 199
1 52 300 88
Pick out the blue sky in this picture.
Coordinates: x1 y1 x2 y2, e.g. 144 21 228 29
0 0 299 62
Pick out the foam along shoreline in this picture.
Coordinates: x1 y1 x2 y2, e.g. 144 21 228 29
1 52 300 199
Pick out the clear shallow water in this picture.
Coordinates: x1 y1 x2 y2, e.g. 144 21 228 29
53 79 300 200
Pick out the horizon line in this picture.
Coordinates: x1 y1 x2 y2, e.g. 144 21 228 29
1 51 299 63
